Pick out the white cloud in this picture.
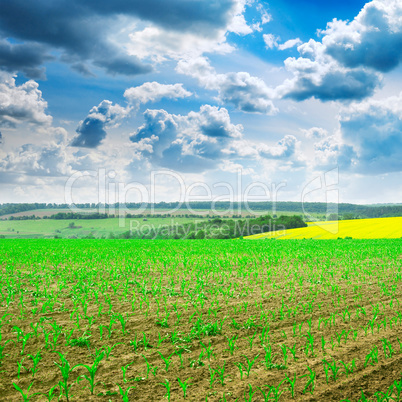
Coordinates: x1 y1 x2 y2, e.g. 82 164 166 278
264 35 302 51
302 127 329 139
310 92 402 174
129 104 295 173
256 3 272 24
129 105 243 172
278 38 303 50
258 135 298 159
0 126 73 181
124 82 192 105
219 159 255 175
322 0 402 73
228 14 253 35
72 81 193 148
274 0 402 102
263 34 280 49
0 72 52 128
176 57 277 114
128 26 234 62
338 92 402 174
312 135 355 170
276 39 380 101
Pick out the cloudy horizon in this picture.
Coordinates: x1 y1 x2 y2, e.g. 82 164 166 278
1 0 402 204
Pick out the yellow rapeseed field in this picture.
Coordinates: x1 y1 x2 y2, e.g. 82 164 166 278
245 216 402 239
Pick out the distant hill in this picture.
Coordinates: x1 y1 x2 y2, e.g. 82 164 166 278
1 201 402 219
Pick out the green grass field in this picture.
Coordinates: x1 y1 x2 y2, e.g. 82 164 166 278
0 210 319 239
0 216 198 238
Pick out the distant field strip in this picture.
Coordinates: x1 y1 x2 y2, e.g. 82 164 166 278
246 216 402 239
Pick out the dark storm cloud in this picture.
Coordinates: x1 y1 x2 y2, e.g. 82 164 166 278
0 0 236 77
84 0 235 32
70 63 95 77
0 40 51 79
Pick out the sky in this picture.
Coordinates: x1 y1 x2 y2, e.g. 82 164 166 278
0 0 402 206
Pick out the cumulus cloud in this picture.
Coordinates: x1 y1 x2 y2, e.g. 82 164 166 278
258 135 298 159
0 0 246 77
227 0 255 35
0 131 3 144
339 93 402 174
129 105 243 172
71 100 130 148
313 135 356 170
72 81 193 148
0 73 52 127
176 57 277 114
322 0 402 73
302 127 329 139
274 0 402 102
129 104 296 173
277 39 380 101
311 92 402 174
124 82 192 105
0 127 72 180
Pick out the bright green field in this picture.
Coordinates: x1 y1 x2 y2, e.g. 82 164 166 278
0 217 197 238
0 210 317 239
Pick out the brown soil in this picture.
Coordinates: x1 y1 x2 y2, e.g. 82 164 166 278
1 251 402 401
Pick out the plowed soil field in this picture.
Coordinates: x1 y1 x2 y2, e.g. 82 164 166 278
0 239 401 401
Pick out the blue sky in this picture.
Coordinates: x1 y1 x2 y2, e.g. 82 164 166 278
0 0 402 205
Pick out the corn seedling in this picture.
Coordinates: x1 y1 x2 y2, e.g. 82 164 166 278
117 384 136 402
177 377 193 399
28 351 41 377
13 381 37 402
76 352 105 395
160 379 171 402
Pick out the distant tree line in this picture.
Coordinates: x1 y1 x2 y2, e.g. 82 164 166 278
8 215 39 221
111 215 306 240
46 212 108 220
0 203 97 216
